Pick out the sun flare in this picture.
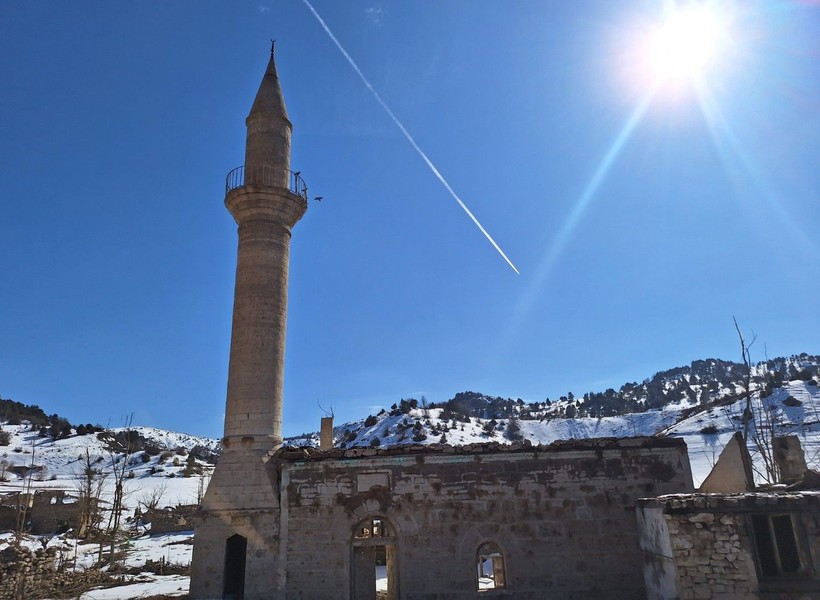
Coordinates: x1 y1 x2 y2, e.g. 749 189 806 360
649 5 725 82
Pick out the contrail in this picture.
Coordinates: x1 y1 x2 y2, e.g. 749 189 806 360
301 0 519 274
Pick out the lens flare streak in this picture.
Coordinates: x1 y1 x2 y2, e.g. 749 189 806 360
501 85 657 348
540 86 656 284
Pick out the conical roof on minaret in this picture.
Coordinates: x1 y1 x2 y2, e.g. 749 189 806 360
249 43 289 121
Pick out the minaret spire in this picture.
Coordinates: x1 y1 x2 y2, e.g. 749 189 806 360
245 42 291 187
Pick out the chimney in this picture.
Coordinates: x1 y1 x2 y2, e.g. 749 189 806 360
320 417 334 450
773 435 808 483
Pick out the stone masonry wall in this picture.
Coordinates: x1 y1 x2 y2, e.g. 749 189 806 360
145 504 199 534
637 492 820 600
0 545 57 600
278 437 693 600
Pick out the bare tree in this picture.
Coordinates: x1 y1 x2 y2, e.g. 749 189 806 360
106 413 135 535
15 441 37 543
197 471 210 505
138 482 168 512
734 317 780 483
102 413 136 568
734 317 756 442
74 448 106 538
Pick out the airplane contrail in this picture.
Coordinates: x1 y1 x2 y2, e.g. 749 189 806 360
301 0 519 274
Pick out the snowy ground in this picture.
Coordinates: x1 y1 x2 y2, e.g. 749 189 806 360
0 425 211 599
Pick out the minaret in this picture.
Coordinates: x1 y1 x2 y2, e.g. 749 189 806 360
191 45 307 600
223 42 307 449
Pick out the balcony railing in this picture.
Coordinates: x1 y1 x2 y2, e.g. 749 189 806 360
225 165 308 200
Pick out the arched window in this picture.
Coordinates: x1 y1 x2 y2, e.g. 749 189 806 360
352 517 398 600
476 542 506 591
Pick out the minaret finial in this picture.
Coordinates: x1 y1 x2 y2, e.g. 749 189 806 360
270 39 276 57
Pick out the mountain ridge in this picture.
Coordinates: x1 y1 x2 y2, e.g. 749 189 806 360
2 352 818 490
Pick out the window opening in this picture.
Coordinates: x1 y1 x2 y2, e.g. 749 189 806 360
752 514 801 577
477 542 506 591
223 533 247 600
352 517 398 600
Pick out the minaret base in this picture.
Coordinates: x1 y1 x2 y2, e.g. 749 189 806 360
191 448 283 599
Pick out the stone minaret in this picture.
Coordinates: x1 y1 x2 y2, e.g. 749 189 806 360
224 43 307 450
191 45 307 600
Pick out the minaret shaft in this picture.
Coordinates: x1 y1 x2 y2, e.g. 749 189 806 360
223 193 303 447
223 220 290 442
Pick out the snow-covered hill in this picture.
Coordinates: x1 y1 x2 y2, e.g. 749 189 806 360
286 380 820 487
0 424 217 510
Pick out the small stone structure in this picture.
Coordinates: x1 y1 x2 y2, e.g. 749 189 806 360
144 504 199 534
773 435 809 483
0 490 82 534
637 491 820 600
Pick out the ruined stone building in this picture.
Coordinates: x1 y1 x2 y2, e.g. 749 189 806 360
190 49 820 599
638 490 820 600
0 490 84 535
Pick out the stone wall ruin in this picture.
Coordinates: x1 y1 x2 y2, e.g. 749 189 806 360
637 492 820 600
271 436 692 599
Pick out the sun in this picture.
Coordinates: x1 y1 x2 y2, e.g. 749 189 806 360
648 4 726 83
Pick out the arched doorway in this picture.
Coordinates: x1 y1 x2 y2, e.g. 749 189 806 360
476 541 506 591
351 516 399 600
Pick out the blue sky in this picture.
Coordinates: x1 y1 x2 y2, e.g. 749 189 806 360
1 1 818 439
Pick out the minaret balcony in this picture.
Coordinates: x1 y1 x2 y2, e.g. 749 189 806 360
225 165 308 200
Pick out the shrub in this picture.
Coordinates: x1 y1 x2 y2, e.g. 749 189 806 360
783 396 803 407
700 424 718 435
504 418 524 442
369 438 381 448
0 429 10 446
482 420 497 437
412 431 427 443
364 415 378 427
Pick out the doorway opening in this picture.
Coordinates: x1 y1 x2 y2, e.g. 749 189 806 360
476 541 506 591
352 517 398 600
223 533 247 600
